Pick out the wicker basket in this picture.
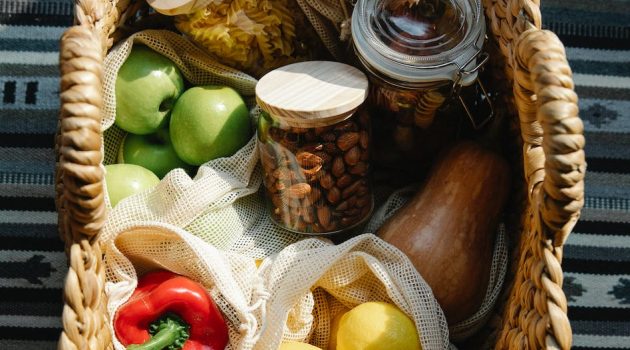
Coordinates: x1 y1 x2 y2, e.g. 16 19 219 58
55 0 586 348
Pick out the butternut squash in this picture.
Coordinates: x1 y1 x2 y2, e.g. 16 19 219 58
378 141 510 324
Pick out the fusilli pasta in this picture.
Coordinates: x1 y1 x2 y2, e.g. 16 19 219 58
176 0 315 77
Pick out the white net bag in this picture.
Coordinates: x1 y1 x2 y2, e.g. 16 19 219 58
103 222 264 350
100 29 304 257
255 234 451 350
99 29 302 349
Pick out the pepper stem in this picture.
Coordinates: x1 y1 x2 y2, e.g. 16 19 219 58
127 314 190 350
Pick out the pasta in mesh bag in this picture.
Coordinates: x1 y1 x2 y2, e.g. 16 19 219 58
175 0 322 77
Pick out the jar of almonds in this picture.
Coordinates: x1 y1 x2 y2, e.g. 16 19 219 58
351 0 492 171
256 61 372 235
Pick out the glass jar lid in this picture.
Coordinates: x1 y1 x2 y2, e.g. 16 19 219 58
352 0 485 85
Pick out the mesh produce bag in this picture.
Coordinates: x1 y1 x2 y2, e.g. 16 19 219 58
99 30 304 349
100 29 303 257
255 234 451 350
103 223 264 350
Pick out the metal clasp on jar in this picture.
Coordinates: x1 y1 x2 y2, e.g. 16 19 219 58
450 48 494 129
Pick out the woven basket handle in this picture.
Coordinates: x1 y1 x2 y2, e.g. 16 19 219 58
57 24 112 350
512 28 586 247
56 0 133 345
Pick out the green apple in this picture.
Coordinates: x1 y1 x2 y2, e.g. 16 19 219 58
170 86 251 165
105 164 160 207
115 45 185 135
118 128 193 178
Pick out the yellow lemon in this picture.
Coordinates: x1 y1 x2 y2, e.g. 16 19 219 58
336 302 421 350
279 341 322 350
328 310 347 350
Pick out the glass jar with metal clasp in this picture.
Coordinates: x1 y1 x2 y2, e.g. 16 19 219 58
351 0 493 173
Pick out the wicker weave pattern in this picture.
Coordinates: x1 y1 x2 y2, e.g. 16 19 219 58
57 26 112 350
56 0 585 348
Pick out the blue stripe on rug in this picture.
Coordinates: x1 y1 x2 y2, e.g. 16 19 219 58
0 340 57 350
565 245 630 262
571 61 630 77
0 223 58 239
0 39 59 52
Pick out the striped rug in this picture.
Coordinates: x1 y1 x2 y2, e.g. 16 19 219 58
0 0 628 348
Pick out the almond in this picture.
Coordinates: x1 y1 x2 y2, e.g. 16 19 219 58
336 174 353 188
332 157 345 178
336 200 349 211
327 186 341 204
296 151 323 169
287 183 311 199
344 146 361 166
309 187 322 203
317 206 331 227
320 173 335 189
336 132 360 151
349 162 368 176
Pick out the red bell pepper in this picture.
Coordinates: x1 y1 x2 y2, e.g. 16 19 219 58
114 270 229 350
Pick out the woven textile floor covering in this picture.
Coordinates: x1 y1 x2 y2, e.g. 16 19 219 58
0 0 628 349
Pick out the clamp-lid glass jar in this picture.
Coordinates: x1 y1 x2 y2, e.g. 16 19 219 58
351 0 491 167
256 61 373 235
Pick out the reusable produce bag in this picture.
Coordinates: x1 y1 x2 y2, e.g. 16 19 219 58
100 29 304 257
255 234 451 350
104 223 263 349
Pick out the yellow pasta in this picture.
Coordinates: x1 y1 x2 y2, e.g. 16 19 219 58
176 0 312 77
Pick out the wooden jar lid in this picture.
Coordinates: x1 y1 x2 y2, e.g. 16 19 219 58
256 61 369 127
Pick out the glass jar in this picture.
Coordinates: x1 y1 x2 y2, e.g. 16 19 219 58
256 61 373 235
351 0 492 170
